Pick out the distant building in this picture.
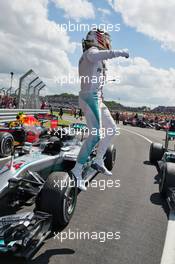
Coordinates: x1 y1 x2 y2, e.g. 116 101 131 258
152 106 175 113
45 93 78 108
44 93 163 113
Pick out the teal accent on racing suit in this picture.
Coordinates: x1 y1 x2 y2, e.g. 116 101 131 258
77 47 129 164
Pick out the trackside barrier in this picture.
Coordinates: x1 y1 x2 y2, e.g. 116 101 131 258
0 109 49 122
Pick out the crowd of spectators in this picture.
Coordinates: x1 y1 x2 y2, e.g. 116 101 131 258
40 100 175 124
0 95 17 108
117 112 175 122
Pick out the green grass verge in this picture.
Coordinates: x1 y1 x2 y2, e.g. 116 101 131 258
44 119 72 128
58 119 72 126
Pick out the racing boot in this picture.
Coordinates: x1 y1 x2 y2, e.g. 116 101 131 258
91 159 112 176
71 163 87 191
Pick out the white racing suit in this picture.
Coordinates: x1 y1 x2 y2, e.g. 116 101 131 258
72 46 129 190
76 46 127 165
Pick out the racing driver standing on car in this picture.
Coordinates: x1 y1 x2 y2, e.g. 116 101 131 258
71 29 129 191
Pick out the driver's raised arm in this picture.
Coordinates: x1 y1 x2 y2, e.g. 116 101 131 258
86 47 129 63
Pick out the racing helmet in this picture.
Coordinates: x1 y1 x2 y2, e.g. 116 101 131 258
82 28 112 52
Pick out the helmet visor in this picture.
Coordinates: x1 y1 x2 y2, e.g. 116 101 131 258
104 33 112 50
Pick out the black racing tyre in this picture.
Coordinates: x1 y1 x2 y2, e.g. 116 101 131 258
149 143 164 164
0 132 14 158
104 144 116 171
155 125 161 130
42 137 63 155
35 172 77 230
159 163 175 198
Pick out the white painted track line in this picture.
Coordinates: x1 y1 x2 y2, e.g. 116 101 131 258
160 212 175 264
120 127 153 144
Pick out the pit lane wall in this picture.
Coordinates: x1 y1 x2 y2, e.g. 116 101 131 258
0 109 49 122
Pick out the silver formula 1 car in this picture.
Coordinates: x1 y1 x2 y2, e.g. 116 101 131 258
0 123 116 258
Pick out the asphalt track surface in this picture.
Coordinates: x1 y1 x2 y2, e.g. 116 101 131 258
1 125 169 264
